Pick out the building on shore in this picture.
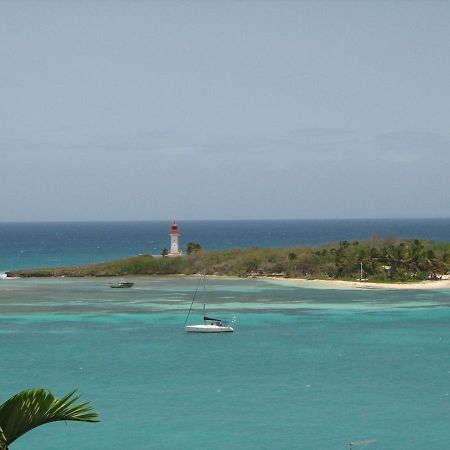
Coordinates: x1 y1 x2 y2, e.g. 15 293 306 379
168 221 182 257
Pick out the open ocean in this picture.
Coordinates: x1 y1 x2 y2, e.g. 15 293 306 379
1 220 450 450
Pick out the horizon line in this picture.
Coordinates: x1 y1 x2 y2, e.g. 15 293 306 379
1 217 450 224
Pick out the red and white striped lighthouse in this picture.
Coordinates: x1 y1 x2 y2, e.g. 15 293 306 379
169 221 181 256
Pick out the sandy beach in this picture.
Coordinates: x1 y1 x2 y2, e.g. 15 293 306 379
260 276 450 290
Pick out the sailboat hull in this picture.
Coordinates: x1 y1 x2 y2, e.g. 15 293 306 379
185 324 234 333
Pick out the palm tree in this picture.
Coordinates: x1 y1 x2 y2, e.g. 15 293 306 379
186 242 203 255
0 389 99 449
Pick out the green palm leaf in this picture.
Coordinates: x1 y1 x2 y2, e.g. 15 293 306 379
0 389 99 446
0 426 7 450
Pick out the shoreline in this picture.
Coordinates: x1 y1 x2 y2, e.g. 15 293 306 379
259 276 450 290
3 271 450 290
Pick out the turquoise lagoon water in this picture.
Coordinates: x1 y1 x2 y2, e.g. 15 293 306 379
2 276 450 449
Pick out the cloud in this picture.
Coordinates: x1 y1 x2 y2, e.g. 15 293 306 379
0 129 205 157
368 130 450 164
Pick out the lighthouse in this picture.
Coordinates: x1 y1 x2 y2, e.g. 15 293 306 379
169 221 182 256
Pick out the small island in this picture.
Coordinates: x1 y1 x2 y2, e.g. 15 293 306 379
6 237 450 284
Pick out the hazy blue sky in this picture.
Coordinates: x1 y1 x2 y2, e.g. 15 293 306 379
1 1 449 221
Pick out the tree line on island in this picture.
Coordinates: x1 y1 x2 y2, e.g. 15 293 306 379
8 237 450 283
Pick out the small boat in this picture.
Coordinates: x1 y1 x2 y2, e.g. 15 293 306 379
110 281 134 288
185 310 234 333
184 275 234 333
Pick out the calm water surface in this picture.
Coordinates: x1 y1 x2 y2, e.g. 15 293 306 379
2 276 450 449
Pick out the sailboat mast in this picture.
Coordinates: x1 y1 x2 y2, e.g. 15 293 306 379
183 275 204 327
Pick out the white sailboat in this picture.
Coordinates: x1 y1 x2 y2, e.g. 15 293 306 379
184 275 234 333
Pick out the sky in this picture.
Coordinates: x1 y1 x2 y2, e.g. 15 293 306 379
1 1 450 221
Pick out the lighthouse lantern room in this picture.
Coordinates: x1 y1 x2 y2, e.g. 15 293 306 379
169 221 182 256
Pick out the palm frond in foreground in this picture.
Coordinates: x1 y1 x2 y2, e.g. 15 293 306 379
0 389 99 448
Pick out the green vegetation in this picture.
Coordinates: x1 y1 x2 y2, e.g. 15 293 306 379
7 237 450 282
0 389 98 449
7 254 187 277
186 242 203 254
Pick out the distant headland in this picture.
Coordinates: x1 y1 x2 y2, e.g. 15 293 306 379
6 236 450 286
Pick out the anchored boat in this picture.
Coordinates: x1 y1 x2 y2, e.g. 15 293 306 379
185 304 234 333
184 275 234 333
110 281 134 288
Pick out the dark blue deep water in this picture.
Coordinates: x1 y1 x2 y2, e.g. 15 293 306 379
1 219 450 271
